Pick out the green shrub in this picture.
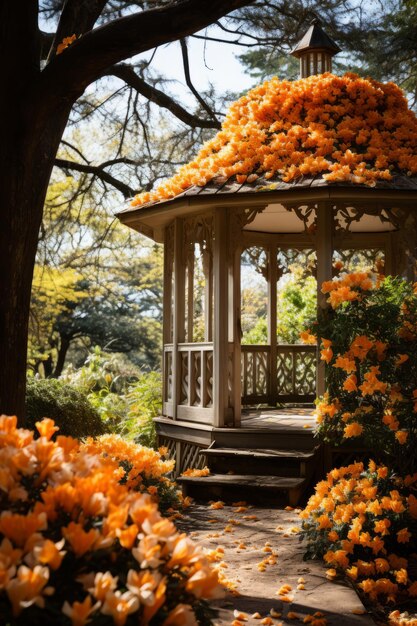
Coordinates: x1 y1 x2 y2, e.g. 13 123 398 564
26 377 106 438
121 370 162 447
62 348 162 446
61 346 140 394
309 273 417 475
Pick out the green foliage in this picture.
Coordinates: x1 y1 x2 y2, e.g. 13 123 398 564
240 48 299 82
237 1 417 106
241 270 316 345
314 274 417 475
277 274 316 343
62 348 161 447
28 264 88 375
243 317 268 345
121 371 162 447
31 177 163 377
25 378 105 438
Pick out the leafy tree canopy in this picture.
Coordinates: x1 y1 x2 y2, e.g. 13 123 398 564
31 176 163 376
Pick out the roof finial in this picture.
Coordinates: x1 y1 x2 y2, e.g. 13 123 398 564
290 18 341 78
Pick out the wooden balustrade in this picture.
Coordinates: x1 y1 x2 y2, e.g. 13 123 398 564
163 343 214 422
241 344 317 405
164 342 316 421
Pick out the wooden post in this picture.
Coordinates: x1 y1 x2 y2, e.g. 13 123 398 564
162 226 173 346
172 218 185 419
229 241 242 426
162 226 173 414
213 207 229 427
186 246 194 342
316 203 333 397
203 249 213 341
268 243 278 405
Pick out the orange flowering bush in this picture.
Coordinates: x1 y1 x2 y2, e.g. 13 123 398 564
131 72 417 207
308 273 417 475
389 609 417 625
301 461 417 603
0 416 222 625
81 435 180 514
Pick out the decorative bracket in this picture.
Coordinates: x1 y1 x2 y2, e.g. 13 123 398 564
334 204 402 235
283 202 318 240
228 205 266 260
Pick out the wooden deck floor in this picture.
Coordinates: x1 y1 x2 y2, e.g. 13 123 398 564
241 407 316 432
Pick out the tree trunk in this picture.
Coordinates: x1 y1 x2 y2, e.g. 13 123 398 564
53 336 71 378
0 100 72 422
43 355 54 379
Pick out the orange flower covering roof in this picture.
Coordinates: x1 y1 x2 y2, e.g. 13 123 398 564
131 72 417 207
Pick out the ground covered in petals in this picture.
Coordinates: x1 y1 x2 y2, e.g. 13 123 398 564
178 503 374 626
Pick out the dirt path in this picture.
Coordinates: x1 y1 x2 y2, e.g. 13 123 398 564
179 503 376 626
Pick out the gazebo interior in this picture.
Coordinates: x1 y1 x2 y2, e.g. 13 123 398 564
117 21 417 502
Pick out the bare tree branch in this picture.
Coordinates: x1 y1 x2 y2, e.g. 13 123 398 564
40 0 254 102
179 38 219 122
104 63 221 129
60 139 90 163
54 158 137 198
191 33 260 47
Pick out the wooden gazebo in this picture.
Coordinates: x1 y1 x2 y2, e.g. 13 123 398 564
117 22 417 502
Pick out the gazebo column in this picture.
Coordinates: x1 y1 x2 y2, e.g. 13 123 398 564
213 207 230 427
391 211 417 281
229 240 242 426
316 203 334 396
268 243 278 405
172 218 185 420
162 224 174 418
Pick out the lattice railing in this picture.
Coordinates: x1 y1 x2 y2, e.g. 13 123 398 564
241 344 317 405
157 436 207 477
241 345 270 402
163 343 214 419
178 343 213 408
158 436 177 462
276 345 316 401
176 441 207 475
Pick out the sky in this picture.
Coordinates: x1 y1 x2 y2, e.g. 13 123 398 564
149 37 253 91
146 35 255 96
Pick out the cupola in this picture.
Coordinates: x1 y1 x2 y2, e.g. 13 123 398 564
290 18 341 78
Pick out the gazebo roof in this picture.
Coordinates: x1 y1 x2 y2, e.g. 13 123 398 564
119 71 417 223
118 172 417 216
117 171 417 243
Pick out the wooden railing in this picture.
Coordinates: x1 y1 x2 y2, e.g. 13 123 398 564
178 343 214 408
241 343 317 405
164 342 317 420
163 343 214 422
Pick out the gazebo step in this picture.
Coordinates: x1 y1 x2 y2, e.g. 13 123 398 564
202 446 318 477
212 428 315 450
204 447 316 459
177 474 306 507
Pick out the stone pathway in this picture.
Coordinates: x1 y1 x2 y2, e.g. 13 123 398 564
179 504 376 626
